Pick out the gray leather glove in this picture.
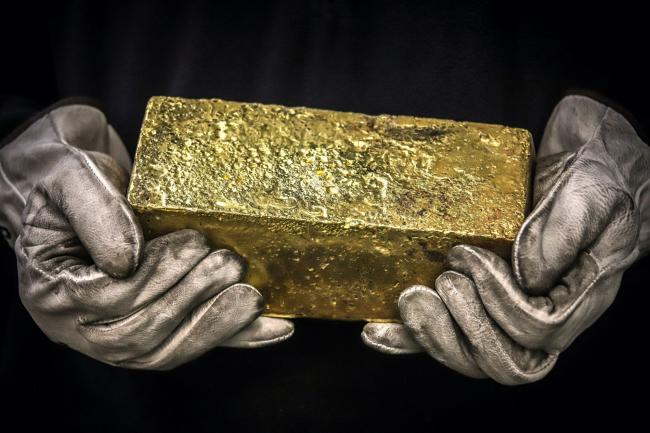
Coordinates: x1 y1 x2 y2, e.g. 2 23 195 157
361 95 650 384
0 101 294 370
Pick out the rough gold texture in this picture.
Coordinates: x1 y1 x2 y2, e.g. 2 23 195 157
127 96 533 322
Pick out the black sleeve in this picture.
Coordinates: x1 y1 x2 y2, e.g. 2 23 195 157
0 3 59 142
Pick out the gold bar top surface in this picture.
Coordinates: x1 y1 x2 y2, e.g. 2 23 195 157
128 96 533 321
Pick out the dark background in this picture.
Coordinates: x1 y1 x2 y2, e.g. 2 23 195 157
1 1 646 431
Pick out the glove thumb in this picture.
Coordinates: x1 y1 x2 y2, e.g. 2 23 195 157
33 146 143 278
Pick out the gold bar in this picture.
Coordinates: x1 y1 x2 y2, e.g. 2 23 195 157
127 96 533 322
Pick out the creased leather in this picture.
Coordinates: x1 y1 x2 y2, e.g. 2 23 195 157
0 103 294 370
361 95 650 385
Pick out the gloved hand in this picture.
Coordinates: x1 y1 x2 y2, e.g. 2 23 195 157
361 94 650 384
0 100 294 370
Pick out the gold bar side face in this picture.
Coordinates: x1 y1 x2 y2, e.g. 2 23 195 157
127 96 534 322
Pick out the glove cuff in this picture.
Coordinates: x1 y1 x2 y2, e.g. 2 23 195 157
0 99 131 246
0 97 104 150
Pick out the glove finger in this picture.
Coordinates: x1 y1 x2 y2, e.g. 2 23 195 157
116 283 263 370
221 316 295 348
448 245 558 349
40 147 143 278
79 248 245 360
398 284 486 378
69 229 212 319
514 154 627 294
16 193 152 320
435 271 557 385
360 322 423 355
449 243 629 353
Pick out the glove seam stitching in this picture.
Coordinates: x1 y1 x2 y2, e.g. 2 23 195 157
598 108 642 199
588 107 610 148
0 158 27 206
513 149 583 285
514 105 610 284
515 352 558 378
361 332 413 354
228 327 295 347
